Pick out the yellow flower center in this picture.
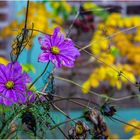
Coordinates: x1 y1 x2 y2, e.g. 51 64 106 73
51 46 60 55
76 124 84 135
5 81 14 89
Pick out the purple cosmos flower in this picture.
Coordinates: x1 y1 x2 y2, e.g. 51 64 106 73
38 27 80 68
0 62 31 106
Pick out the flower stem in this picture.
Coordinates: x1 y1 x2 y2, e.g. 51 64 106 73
54 76 139 101
50 116 83 130
28 61 50 90
0 105 29 138
11 0 30 62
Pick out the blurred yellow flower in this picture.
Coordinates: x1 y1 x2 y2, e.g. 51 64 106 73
123 18 132 28
132 16 140 26
50 1 72 14
82 63 136 93
99 53 115 65
82 12 139 94
124 119 140 139
82 81 91 94
0 1 64 51
63 1 72 13
0 57 9 65
83 2 98 10
130 134 140 140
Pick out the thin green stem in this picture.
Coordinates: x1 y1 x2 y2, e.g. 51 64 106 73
37 91 97 109
79 25 140 51
54 98 92 109
13 0 30 62
112 116 140 131
51 93 99 107
28 61 50 90
75 44 136 88
54 76 139 102
50 116 83 130
0 105 29 138
38 97 68 139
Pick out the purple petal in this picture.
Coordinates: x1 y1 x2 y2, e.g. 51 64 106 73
22 73 31 83
59 53 75 61
3 90 13 106
58 39 80 58
17 92 26 104
60 47 80 59
14 62 22 74
13 76 22 84
39 95 46 102
46 54 61 68
60 55 74 67
49 53 56 60
0 96 3 104
52 33 65 46
0 84 5 92
14 77 24 85
51 27 61 46
57 33 65 46
54 56 62 68
0 64 7 82
39 35 52 50
38 52 50 62
10 89 18 102
13 85 26 92
26 91 36 103
0 88 4 103
58 38 73 49
7 62 22 75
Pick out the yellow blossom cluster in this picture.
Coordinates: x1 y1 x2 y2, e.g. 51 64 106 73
82 13 140 94
0 1 65 50
106 13 140 28
83 2 109 20
0 57 9 65
124 119 140 139
113 32 140 75
83 2 98 10
82 64 136 93
50 0 72 14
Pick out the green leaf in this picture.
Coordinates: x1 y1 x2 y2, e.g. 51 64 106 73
27 84 36 92
21 64 36 73
110 46 120 57
0 104 11 113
